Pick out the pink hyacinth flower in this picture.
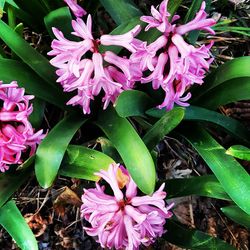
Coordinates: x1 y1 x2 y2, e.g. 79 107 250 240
81 163 173 249
138 0 215 110
49 14 142 114
63 0 86 17
0 81 46 172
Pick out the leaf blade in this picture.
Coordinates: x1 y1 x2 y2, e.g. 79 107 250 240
96 107 156 194
60 145 115 181
35 113 87 188
0 200 38 250
182 125 250 214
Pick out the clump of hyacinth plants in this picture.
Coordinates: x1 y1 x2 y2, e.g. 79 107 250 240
0 81 45 172
49 0 215 114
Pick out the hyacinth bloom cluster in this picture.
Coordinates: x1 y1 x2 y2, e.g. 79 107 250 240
81 163 173 249
49 0 215 113
49 14 141 114
0 81 45 172
136 0 216 110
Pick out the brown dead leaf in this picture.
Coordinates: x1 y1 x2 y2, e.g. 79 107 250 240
53 186 82 217
24 213 47 237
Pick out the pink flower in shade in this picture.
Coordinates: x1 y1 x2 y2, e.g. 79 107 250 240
81 163 173 250
139 1 216 110
63 0 86 17
49 14 142 114
0 81 46 172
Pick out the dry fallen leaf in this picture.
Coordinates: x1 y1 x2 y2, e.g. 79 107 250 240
53 186 82 217
24 213 47 237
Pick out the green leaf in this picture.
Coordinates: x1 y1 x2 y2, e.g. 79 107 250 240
13 0 48 21
0 20 58 87
168 0 183 18
0 58 68 109
97 137 122 163
99 0 142 25
165 175 230 200
0 0 6 9
221 205 250 229
146 105 250 146
192 56 250 104
29 98 45 129
115 90 153 118
226 145 250 161
35 113 87 188
143 107 185 151
96 107 156 194
164 220 235 250
60 145 115 181
0 200 38 250
184 0 203 23
182 125 250 215
193 77 250 109
0 168 31 208
44 7 76 40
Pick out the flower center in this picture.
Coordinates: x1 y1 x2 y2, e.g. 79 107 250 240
117 197 131 211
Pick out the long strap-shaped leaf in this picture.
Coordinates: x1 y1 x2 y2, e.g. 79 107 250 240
143 107 185 151
193 77 250 109
0 200 38 250
0 169 30 208
147 105 250 146
35 113 87 188
60 145 115 181
226 145 250 161
165 175 230 200
99 0 142 25
221 205 250 229
182 125 250 215
44 7 76 40
0 58 67 109
0 20 57 87
191 56 250 103
164 219 235 250
95 107 156 194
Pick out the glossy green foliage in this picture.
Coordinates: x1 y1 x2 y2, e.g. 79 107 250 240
0 58 67 109
182 125 250 215
35 113 86 188
0 168 30 208
165 175 230 200
60 145 115 181
192 56 250 108
96 107 156 194
164 220 235 250
97 137 122 163
44 7 76 40
0 20 58 87
147 105 250 145
115 90 153 117
0 200 38 250
226 145 250 161
99 0 142 25
221 205 250 229
143 108 185 151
